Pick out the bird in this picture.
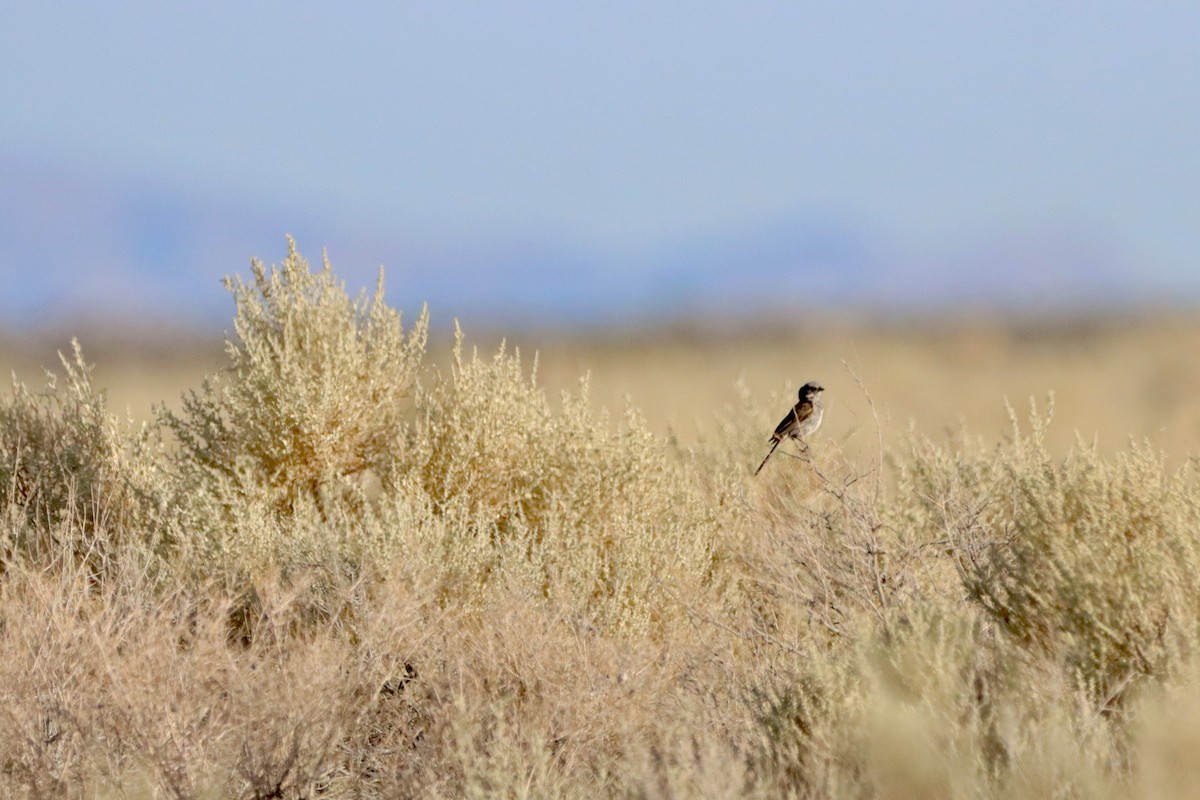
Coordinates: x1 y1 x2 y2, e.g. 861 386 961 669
754 382 825 475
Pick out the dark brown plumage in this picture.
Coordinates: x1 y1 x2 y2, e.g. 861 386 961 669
754 382 825 475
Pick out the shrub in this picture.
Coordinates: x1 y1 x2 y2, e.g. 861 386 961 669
0 341 157 571
160 238 427 587
895 400 1200 699
162 236 428 517
157 241 716 638
394 326 718 636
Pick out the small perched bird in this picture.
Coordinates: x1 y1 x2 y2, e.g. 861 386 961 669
754 382 825 475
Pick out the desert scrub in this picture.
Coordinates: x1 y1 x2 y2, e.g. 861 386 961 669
163 236 427 513
158 241 716 636
703 378 937 656
13 240 1200 797
737 395 1200 797
0 556 403 799
394 325 718 636
160 238 427 582
0 340 159 571
748 593 1139 800
895 399 1200 699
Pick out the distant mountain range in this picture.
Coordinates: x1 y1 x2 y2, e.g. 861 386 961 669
0 159 1168 332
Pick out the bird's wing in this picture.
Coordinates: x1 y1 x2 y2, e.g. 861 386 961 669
792 399 814 428
770 407 798 440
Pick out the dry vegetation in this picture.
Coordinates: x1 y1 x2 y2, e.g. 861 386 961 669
3 240 1200 798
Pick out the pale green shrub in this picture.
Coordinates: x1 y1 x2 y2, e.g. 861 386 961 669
896 400 1200 697
157 242 716 638
394 326 718 635
160 239 427 589
0 341 158 570
735 392 1200 798
750 596 1136 800
162 236 427 516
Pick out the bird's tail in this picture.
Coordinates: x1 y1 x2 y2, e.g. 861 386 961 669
754 438 781 476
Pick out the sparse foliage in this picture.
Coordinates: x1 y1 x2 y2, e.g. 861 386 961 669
898 400 1200 698
0 341 158 572
163 236 427 514
396 325 716 634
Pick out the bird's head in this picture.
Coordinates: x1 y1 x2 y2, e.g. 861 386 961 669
799 382 824 399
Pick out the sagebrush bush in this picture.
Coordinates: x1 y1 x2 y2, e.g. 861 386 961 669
0 341 159 571
0 557 397 798
896 400 1200 698
160 239 427 588
394 325 717 635
155 242 717 637
163 236 427 515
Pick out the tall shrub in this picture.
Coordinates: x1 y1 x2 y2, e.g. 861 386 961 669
162 237 427 514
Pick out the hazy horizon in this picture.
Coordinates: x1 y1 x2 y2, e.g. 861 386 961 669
3 3 1198 329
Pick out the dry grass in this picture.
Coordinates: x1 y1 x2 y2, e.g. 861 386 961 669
3 242 1200 798
521 313 1200 465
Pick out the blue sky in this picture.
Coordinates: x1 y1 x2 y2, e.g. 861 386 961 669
2 3 1198 325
